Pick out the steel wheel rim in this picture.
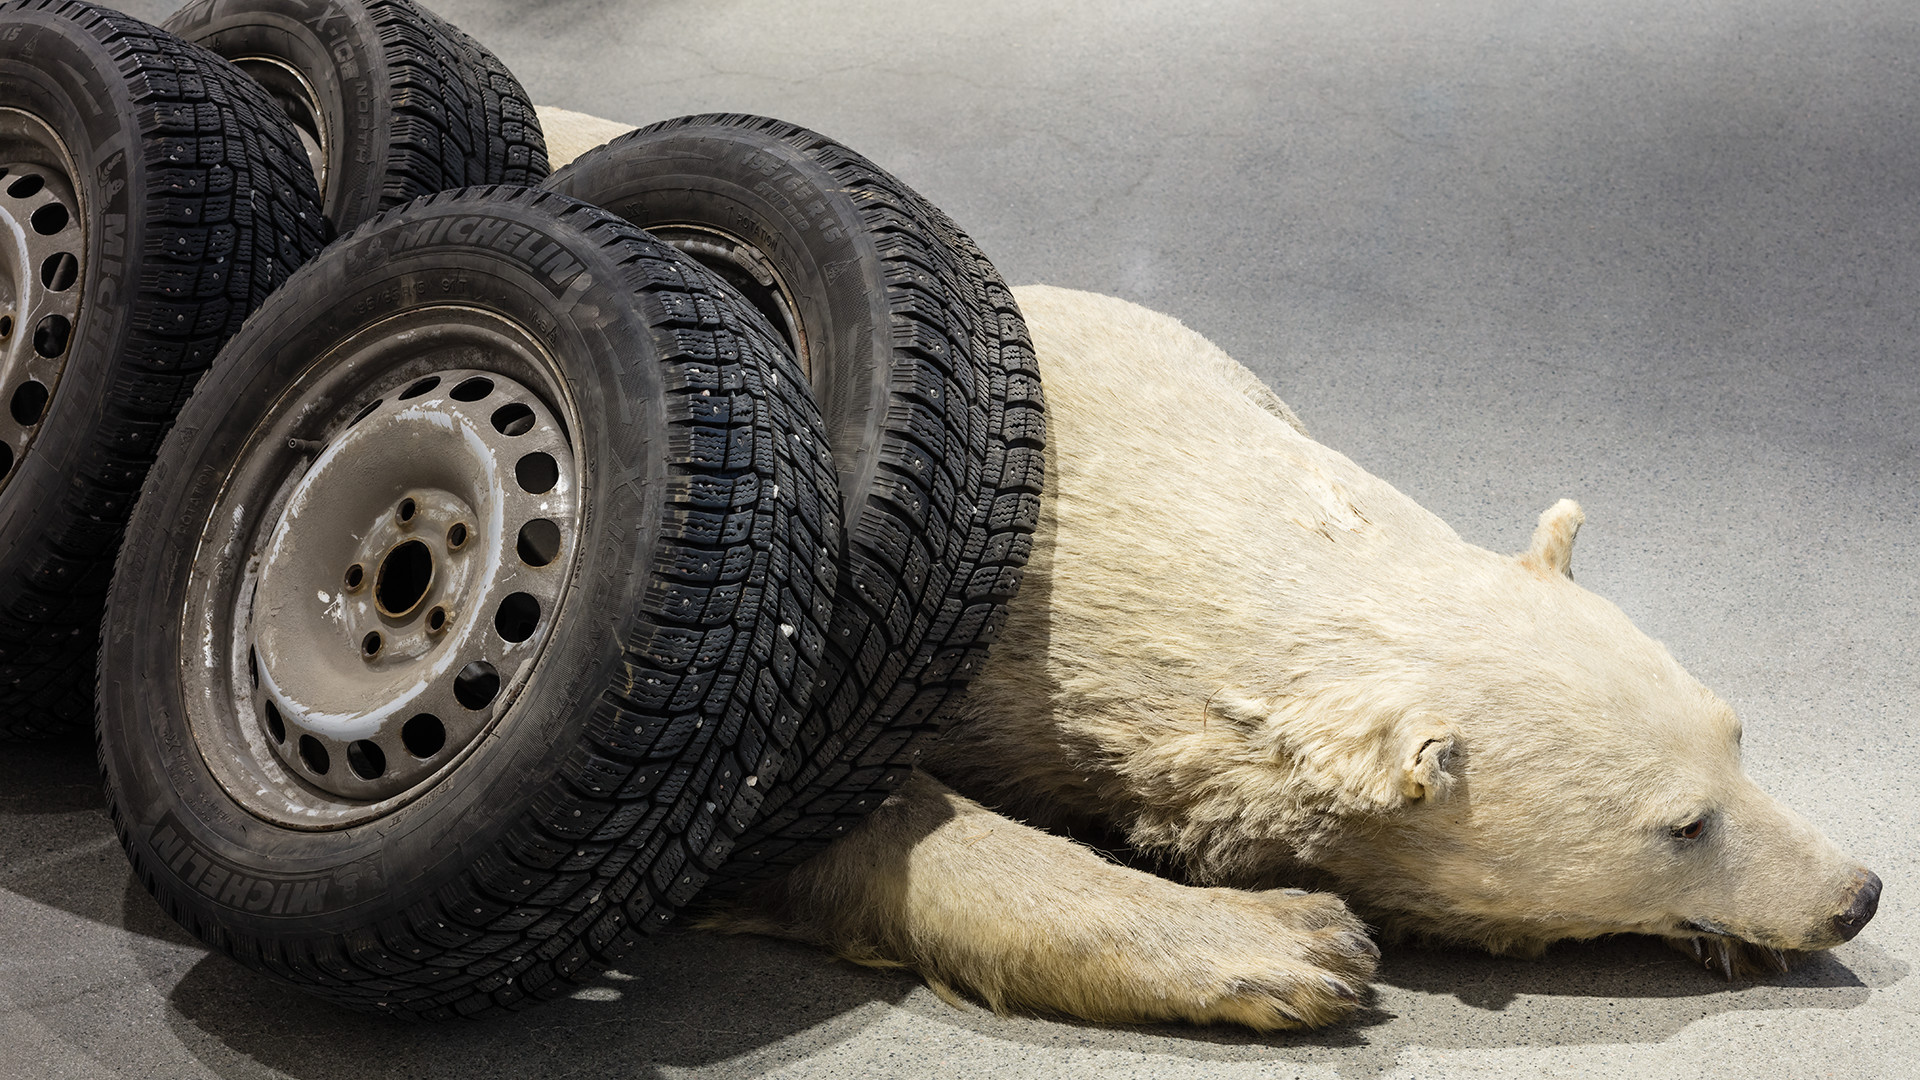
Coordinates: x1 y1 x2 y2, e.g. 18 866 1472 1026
651 223 810 380
230 56 330 196
0 108 86 496
182 307 585 829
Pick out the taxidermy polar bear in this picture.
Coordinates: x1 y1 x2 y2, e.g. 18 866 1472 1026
532 114 1881 1029
711 286 1883 1030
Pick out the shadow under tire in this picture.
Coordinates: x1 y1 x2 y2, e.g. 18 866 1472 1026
546 114 1046 894
0 0 327 740
97 186 840 1017
164 0 549 233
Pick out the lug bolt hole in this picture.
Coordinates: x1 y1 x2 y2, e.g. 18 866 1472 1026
428 606 448 633
344 563 364 590
397 497 417 523
362 631 382 656
446 522 467 549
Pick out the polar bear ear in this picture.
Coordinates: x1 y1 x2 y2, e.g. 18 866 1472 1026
1400 724 1460 803
1517 498 1584 580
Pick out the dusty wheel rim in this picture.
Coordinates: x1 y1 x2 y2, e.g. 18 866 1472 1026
184 307 583 827
229 56 330 195
0 108 85 494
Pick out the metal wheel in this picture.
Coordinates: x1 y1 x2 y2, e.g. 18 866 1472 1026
0 108 85 494
181 307 582 829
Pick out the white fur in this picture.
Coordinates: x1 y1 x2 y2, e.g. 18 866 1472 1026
712 285 1874 1029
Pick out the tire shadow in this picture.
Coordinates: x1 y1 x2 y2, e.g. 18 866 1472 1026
157 924 917 1080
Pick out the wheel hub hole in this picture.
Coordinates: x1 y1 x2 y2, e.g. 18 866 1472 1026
454 661 499 710
494 592 540 643
10 380 48 426
402 713 446 758
347 740 386 780
517 519 562 566
374 539 433 617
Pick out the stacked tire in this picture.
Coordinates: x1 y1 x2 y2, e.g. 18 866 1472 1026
0 0 1043 1019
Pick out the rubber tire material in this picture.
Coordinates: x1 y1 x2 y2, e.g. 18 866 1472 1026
164 0 549 233
98 186 840 1017
545 114 1045 894
0 0 327 740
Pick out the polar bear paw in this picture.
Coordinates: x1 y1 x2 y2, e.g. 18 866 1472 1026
1124 887 1379 1030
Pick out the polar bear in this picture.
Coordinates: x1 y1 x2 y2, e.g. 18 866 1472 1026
701 285 1882 1031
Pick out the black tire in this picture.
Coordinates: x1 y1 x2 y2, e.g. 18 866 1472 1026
163 0 549 233
0 0 327 740
545 114 1045 893
98 186 840 1017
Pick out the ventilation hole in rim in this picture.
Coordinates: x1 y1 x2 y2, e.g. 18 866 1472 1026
348 398 382 427
33 314 70 358
490 402 536 436
249 646 260 689
399 376 441 400
40 251 77 291
6 174 43 199
9 381 48 426
517 519 562 566
402 713 446 758
0 443 13 479
515 452 558 494
347 740 386 779
0 316 10 339
29 202 68 235
263 700 285 743
453 661 499 709
494 592 540 643
450 376 494 401
298 734 329 774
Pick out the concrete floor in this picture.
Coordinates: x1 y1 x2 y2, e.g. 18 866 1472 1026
5 0 1916 1076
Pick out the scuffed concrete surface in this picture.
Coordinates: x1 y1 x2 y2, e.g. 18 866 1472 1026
6 1 1915 1076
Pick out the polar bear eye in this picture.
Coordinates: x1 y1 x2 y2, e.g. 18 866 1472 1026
1671 818 1708 841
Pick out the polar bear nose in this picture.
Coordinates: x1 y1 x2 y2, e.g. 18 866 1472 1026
1832 870 1882 942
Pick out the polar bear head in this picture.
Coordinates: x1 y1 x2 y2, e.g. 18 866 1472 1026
1244 499 1882 973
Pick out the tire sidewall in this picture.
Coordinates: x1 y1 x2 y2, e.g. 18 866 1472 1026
0 14 140 569
101 200 666 939
548 127 896 516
